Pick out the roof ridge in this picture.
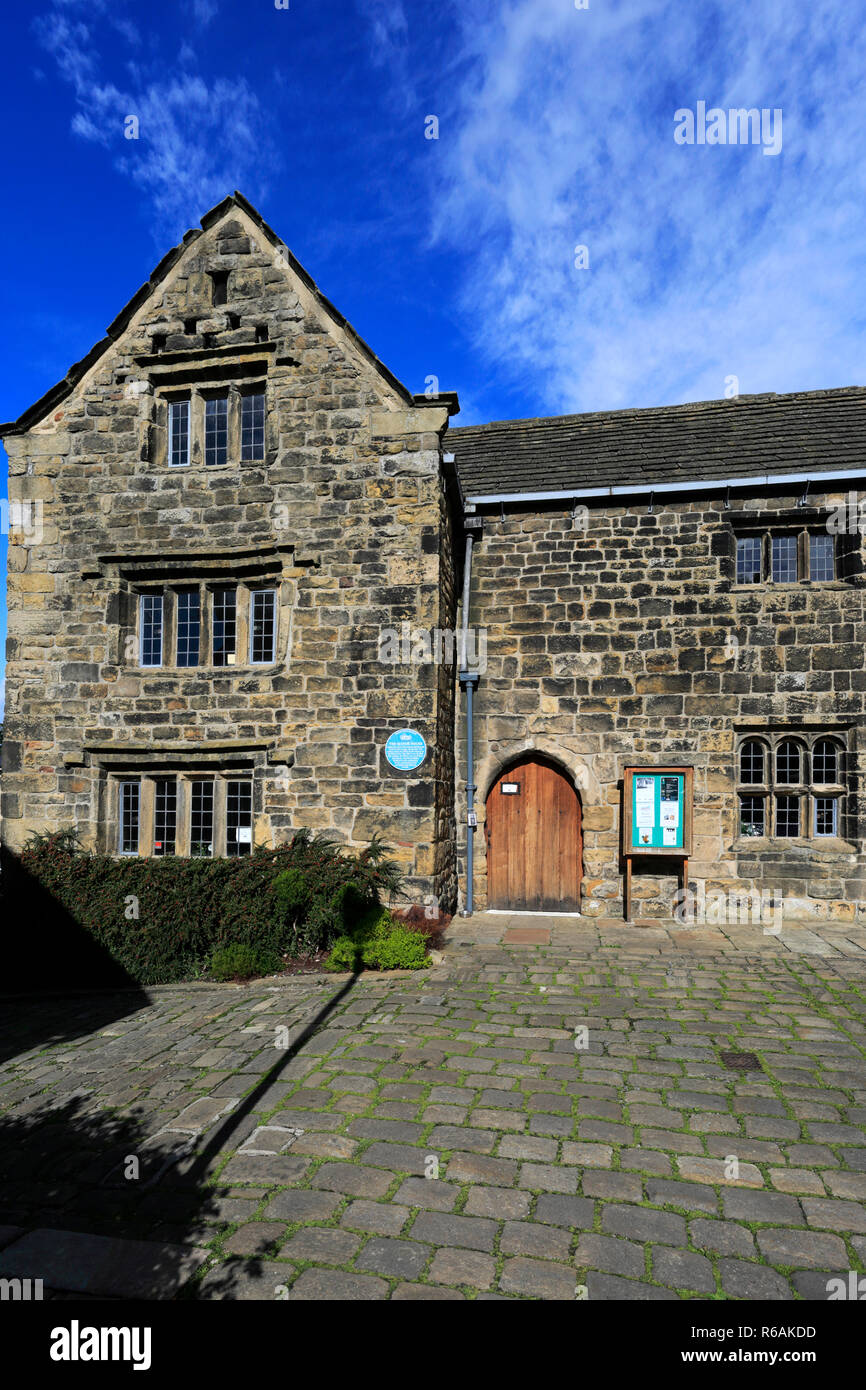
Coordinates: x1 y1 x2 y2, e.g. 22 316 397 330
449 385 866 436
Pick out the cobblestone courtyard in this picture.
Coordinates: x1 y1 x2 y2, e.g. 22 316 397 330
1 916 865 1300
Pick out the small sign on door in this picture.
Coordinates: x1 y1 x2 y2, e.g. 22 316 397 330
500 782 520 794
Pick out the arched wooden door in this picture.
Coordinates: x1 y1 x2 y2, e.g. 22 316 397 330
485 756 582 911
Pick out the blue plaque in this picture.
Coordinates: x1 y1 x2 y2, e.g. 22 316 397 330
384 729 427 771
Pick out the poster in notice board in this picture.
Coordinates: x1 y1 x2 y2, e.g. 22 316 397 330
623 767 694 856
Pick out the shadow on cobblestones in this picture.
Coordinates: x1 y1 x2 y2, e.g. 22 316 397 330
0 988 150 1069
187 972 359 1184
0 974 360 1296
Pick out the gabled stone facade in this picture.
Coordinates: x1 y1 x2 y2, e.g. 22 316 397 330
1 195 459 910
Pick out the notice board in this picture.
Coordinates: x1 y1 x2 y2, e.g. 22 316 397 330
622 767 694 857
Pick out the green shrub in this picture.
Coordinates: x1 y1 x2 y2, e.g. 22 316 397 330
326 907 430 972
4 828 404 986
273 832 402 955
210 942 283 981
273 867 310 918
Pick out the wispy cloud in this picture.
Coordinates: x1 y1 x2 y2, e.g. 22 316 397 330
190 0 218 28
430 0 866 416
356 0 415 109
35 0 277 241
364 0 408 61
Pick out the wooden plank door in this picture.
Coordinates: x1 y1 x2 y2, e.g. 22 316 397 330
485 756 581 910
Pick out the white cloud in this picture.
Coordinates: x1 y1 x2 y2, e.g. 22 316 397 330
356 0 415 109
432 0 866 416
190 0 218 28
364 0 408 60
36 2 277 241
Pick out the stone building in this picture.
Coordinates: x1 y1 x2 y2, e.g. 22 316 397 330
450 400 866 923
2 193 865 923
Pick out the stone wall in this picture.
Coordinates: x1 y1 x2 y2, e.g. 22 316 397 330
457 486 866 923
2 203 456 909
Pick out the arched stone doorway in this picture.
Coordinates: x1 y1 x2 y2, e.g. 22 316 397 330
484 754 582 911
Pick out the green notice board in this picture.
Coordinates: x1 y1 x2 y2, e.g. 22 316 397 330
623 767 693 856
631 773 684 850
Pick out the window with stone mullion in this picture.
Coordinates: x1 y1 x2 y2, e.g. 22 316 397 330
737 734 845 842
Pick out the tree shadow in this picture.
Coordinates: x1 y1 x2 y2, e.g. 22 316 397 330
0 973 360 1299
0 847 149 1063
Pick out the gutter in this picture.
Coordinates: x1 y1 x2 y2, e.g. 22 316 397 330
464 466 866 510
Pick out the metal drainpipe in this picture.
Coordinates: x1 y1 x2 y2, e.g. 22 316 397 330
458 530 479 915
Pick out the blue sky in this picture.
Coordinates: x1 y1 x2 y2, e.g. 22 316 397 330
2 0 866 713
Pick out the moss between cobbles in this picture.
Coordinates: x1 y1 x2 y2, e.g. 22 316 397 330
158 966 866 1299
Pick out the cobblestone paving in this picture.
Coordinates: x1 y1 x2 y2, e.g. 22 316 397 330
1 920 865 1300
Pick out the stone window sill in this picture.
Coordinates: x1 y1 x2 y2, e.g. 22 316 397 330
732 835 857 858
139 664 281 677
731 581 851 592
165 456 267 470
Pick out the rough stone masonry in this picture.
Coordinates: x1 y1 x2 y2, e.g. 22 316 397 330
2 192 866 922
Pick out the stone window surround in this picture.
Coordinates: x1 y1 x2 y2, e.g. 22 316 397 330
113 770 254 859
85 543 309 676
731 523 838 585
133 579 281 671
66 741 294 860
734 728 850 848
158 380 267 469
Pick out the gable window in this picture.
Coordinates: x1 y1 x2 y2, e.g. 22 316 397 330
733 527 836 583
771 535 798 583
209 270 229 306
153 777 178 856
212 586 238 666
176 588 201 666
736 733 846 841
119 780 141 855
250 589 277 663
190 780 215 857
241 392 265 460
135 583 280 670
736 536 762 584
160 386 267 467
168 398 190 468
114 774 253 857
809 533 835 581
140 593 163 667
226 779 253 857
205 395 229 467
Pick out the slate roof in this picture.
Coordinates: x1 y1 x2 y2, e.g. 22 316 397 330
449 387 866 500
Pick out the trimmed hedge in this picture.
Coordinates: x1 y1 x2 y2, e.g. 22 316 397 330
3 829 402 986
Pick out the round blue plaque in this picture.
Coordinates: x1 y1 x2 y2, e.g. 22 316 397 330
384 729 427 771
